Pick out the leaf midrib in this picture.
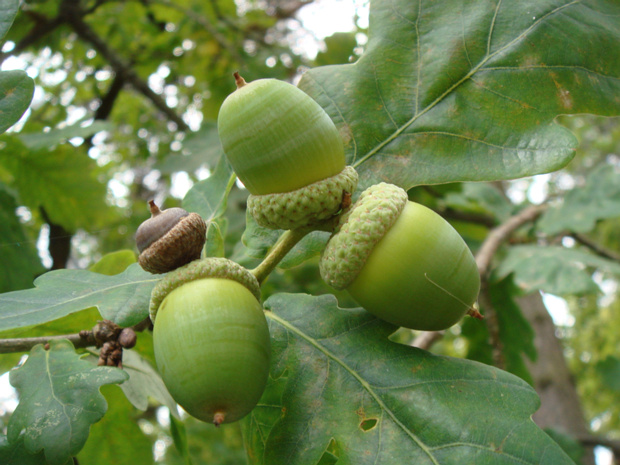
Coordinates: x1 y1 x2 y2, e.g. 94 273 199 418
351 0 581 169
266 311 441 465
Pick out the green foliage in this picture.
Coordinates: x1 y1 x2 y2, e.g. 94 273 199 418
8 340 128 464
244 293 572 464
495 245 620 295
0 0 619 463
299 0 620 191
0 264 158 331
539 163 620 234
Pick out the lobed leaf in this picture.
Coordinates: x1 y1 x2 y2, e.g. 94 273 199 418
538 163 620 235
494 244 620 295
183 154 235 222
0 263 159 331
243 293 573 465
300 0 620 190
0 70 34 134
8 340 128 465
0 0 20 40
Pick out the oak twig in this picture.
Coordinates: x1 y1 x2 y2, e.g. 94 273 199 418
475 204 547 369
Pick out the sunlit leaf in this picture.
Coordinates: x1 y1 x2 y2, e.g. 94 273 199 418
0 263 159 331
77 385 153 465
0 184 45 293
243 293 573 465
183 154 235 222
494 245 620 295
538 163 620 235
0 71 33 134
0 0 20 40
300 0 620 190
8 340 128 465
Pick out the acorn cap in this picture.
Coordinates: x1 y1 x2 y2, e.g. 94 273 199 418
149 257 261 322
247 165 358 230
137 201 207 274
319 183 408 290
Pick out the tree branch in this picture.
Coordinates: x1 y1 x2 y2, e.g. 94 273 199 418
0 318 151 355
62 0 190 131
571 233 620 262
0 13 66 65
474 204 547 368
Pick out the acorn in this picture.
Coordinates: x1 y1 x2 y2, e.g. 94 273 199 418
135 200 207 274
217 73 357 230
149 258 270 426
320 183 480 331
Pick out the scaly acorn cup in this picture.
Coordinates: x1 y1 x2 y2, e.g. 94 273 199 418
149 257 270 426
135 200 207 274
217 73 357 230
320 183 481 331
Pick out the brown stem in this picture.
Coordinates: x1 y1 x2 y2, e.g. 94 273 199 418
0 318 152 354
571 233 620 262
474 204 547 369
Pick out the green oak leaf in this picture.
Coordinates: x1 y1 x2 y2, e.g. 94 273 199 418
0 184 45 293
595 356 620 392
156 122 223 174
0 71 34 134
243 293 573 465
0 263 159 331
0 135 111 232
494 245 620 295
0 434 72 465
77 385 153 465
0 0 19 40
538 163 620 235
8 340 128 465
299 0 620 190
183 154 235 222
17 120 114 150
111 350 180 418
462 278 536 384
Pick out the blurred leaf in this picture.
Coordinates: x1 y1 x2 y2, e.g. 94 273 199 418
239 209 281 261
462 278 536 383
77 385 153 465
183 154 235 222
170 413 193 465
113 349 179 418
538 163 620 235
0 0 20 40
443 183 513 223
494 245 620 295
0 135 111 232
543 428 585 465
0 184 45 292
278 231 330 270
314 32 358 67
596 356 620 392
0 263 159 331
0 434 71 465
205 221 226 258
243 293 573 465
300 0 620 191
89 250 137 276
156 122 223 174
8 340 128 465
18 120 114 150
0 71 34 134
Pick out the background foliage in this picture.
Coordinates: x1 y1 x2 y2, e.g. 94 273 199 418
0 0 619 464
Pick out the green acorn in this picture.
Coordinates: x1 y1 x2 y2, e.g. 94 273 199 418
150 258 270 426
217 73 357 230
320 183 480 331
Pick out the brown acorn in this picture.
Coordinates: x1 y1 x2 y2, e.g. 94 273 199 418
136 200 207 274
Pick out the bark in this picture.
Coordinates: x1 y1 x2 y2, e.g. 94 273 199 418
518 292 596 465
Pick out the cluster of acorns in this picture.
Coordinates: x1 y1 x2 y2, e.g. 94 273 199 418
135 73 481 426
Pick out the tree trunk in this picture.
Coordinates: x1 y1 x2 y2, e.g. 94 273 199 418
518 292 596 465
